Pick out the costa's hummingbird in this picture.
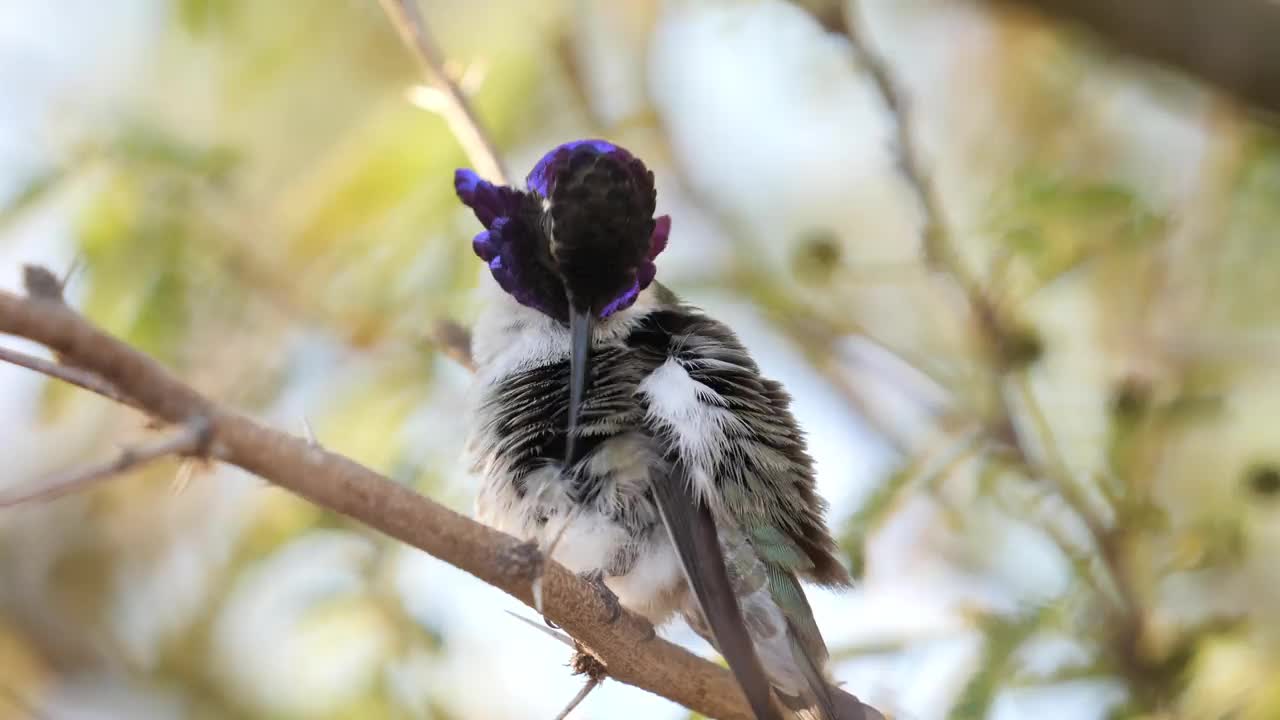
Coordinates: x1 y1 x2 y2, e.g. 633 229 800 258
458 140 853 720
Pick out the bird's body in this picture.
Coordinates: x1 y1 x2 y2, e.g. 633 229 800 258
457 140 851 718
467 281 851 710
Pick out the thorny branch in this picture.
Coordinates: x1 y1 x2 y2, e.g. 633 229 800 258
0 417 213 507
0 273 884 720
554 677 603 720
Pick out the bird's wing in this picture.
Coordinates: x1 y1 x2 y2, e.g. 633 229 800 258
630 295 850 719
649 455 782 720
628 298 850 586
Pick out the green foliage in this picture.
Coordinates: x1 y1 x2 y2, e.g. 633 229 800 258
950 608 1055 720
990 167 1165 296
177 0 238 36
1212 128 1280 328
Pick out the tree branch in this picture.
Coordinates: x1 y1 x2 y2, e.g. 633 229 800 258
991 0 1280 119
808 0 1153 705
0 417 212 507
0 344 141 410
839 5 972 291
553 676 602 720
816 0 1128 592
376 0 510 183
0 282 881 720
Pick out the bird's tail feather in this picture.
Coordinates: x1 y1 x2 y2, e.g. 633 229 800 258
778 619 840 720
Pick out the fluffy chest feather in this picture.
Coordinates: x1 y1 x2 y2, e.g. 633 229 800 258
637 357 743 509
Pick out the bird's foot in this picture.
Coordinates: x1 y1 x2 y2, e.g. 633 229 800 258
579 570 622 624
498 540 548 613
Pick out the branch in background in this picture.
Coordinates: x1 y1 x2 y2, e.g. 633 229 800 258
376 0 509 183
993 0 1280 119
0 417 213 507
840 5 975 296
812 0 1160 706
827 0 1112 539
0 275 881 720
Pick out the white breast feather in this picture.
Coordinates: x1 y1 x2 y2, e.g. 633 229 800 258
638 358 745 507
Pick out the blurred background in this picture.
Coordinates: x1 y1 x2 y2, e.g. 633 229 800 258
2 0 1279 718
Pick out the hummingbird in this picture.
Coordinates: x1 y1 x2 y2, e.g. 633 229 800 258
458 139 854 720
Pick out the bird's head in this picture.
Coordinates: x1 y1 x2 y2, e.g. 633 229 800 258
455 139 670 463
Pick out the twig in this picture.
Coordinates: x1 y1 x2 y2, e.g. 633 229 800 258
505 609 577 649
553 677 602 720
0 344 140 410
0 417 213 507
823 0 1137 634
0 276 882 720
841 3 977 295
508 607 609 719
376 0 509 183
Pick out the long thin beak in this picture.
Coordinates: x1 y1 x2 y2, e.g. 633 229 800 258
565 306 594 467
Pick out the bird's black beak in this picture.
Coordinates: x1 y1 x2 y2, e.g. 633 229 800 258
565 306 594 467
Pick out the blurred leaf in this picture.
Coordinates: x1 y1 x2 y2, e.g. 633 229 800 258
1212 128 1280 328
177 0 238 36
990 167 1164 295
838 462 914 579
112 122 241 183
315 365 431 472
76 174 191 364
50 544 115 629
791 228 842 285
950 607 1053 720
841 433 984 577
242 490 328 559
0 166 70 231
0 616 53 711
1182 633 1276 720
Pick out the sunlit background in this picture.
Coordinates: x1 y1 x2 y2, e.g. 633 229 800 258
3 1 1279 718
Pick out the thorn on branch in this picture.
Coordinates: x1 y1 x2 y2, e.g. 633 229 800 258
0 416 215 508
22 265 66 303
504 609 577 649
553 673 603 720
433 320 474 372
302 416 321 447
